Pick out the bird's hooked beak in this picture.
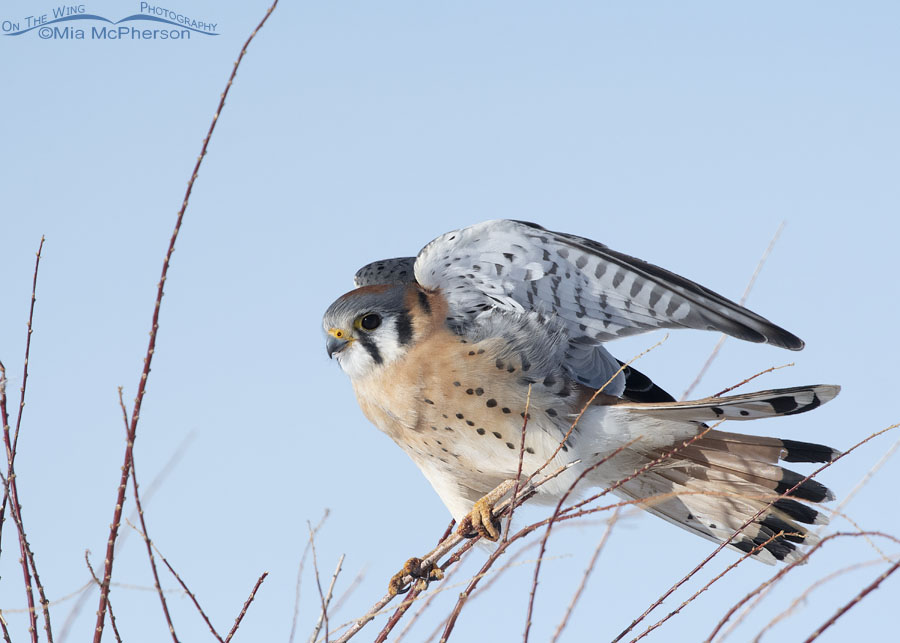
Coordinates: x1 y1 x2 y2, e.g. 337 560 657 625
326 328 351 358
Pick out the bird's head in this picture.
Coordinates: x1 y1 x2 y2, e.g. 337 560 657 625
322 284 414 380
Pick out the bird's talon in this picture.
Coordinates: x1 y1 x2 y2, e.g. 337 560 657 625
456 495 502 541
387 557 443 596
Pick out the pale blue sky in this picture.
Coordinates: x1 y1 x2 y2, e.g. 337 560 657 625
2 1 899 641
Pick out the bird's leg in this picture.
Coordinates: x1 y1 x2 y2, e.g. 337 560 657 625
387 557 444 596
456 479 517 542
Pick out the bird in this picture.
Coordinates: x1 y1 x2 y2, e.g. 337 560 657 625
322 219 839 592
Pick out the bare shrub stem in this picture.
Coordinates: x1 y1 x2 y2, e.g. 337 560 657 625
91 2 280 639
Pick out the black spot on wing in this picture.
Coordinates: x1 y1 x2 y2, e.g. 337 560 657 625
768 395 799 414
783 393 822 416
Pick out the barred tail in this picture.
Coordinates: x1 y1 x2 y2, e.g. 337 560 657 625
609 385 840 563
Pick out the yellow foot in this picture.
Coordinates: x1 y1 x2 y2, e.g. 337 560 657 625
457 495 502 541
387 557 445 596
456 479 519 541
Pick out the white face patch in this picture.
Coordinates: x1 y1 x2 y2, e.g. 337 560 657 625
332 314 411 380
335 341 380 380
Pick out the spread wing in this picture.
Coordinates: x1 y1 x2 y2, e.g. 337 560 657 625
413 219 802 346
354 219 802 389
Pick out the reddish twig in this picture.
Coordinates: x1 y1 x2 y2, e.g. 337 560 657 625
631 531 790 643
374 588 421 643
0 611 12 643
712 363 793 398
85 552 122 643
523 436 647 642
705 531 900 642
417 541 549 643
380 522 455 642
440 497 613 642
154 542 224 642
0 362 36 641
754 557 893 642
118 388 179 642
681 221 785 400
503 385 532 542
91 2 280 639
439 527 535 640
551 508 622 642
0 236 51 643
11 237 45 457
804 558 900 642
612 421 899 643
332 463 576 643
224 573 268 643
528 423 717 643
58 435 194 642
395 552 472 641
437 519 456 545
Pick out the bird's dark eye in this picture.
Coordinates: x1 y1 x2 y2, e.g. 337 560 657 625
360 313 381 331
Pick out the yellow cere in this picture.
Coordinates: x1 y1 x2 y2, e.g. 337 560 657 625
328 328 351 340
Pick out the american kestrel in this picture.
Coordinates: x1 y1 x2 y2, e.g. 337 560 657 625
323 220 838 589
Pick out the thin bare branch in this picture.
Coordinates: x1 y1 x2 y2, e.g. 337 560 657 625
59 434 193 643
704 531 900 643
0 610 12 643
152 540 224 643
290 509 330 643
0 236 50 643
528 422 718 643
311 555 345 643
826 434 900 537
503 385 532 542
523 436 647 643
331 462 577 643
712 363 793 398
374 521 459 643
551 509 622 642
307 521 329 642
91 3 280 638
395 556 466 642
374 588 421 643
804 558 900 642
682 221 785 400
612 421 899 643
12 237 45 456
224 573 268 643
754 557 897 642
630 531 788 643
331 565 368 616
85 552 121 643
118 388 179 642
